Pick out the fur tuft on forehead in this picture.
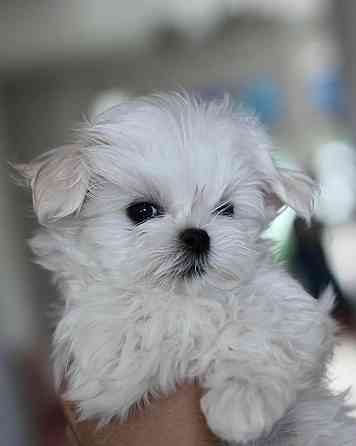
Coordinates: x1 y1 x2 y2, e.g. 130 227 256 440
84 91 316 223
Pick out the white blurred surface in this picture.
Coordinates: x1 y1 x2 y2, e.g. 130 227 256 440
323 224 356 299
314 142 356 226
328 336 356 417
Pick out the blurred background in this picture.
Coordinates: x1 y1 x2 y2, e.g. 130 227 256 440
1 1 356 444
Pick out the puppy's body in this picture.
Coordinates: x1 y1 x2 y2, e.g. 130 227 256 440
21 93 355 444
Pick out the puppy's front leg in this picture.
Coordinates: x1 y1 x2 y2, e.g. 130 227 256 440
200 329 298 443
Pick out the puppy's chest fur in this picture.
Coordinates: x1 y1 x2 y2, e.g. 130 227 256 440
54 282 250 421
126 293 237 379
58 285 239 386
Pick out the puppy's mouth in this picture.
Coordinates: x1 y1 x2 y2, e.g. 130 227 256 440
176 255 208 280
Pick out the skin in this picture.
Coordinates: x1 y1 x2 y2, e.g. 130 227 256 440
63 383 219 446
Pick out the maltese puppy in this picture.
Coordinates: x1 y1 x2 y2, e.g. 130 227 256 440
19 92 356 444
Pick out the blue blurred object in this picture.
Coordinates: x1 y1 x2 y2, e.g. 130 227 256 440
310 68 348 118
192 79 283 128
238 76 284 127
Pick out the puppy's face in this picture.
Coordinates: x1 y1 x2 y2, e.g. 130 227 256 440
21 93 315 295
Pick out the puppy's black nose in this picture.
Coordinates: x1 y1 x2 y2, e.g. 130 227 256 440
179 228 210 255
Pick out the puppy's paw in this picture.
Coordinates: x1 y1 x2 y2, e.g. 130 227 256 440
201 382 290 443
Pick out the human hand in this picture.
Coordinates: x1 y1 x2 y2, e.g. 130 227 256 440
63 383 219 446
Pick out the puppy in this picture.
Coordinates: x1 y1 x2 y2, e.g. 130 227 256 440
19 92 356 444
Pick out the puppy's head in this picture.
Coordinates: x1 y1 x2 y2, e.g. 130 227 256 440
19 92 316 294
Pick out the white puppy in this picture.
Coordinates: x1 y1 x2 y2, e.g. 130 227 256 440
19 92 356 444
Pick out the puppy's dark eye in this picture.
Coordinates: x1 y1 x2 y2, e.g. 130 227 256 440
126 202 163 225
213 202 234 217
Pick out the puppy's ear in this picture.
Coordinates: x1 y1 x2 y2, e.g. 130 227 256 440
16 145 89 225
263 167 317 223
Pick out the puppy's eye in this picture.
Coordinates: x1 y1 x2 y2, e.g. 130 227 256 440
213 202 234 217
126 202 163 225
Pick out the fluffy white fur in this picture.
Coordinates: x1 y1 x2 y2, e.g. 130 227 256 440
19 92 356 444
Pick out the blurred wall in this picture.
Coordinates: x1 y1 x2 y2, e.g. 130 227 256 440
0 97 38 348
4 16 339 160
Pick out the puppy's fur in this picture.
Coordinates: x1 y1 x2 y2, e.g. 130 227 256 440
19 92 356 444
